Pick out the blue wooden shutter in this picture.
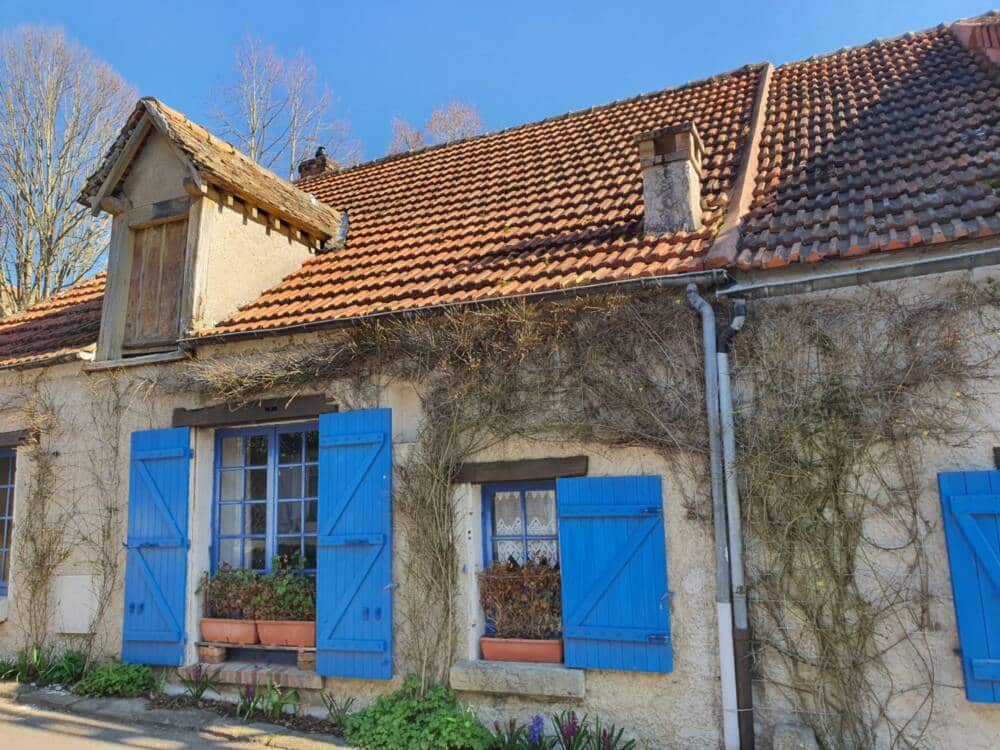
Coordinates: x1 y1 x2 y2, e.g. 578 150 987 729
316 409 393 679
556 475 672 673
122 427 191 666
939 470 1000 702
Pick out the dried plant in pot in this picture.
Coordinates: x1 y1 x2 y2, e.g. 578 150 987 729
198 564 259 645
250 555 317 648
477 555 562 663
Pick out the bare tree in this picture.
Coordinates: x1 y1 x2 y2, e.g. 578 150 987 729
212 35 360 179
386 100 485 155
426 100 484 144
0 26 135 315
387 117 427 155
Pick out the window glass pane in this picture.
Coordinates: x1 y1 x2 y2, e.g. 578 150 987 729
303 536 317 569
306 465 318 497
304 500 318 533
277 501 302 534
278 466 302 499
219 503 241 535
1 519 9 550
277 537 301 561
0 456 11 483
220 437 243 467
245 503 267 534
525 490 557 535
218 539 241 568
0 487 9 516
220 471 243 500
305 430 319 462
246 539 267 570
246 469 268 500
492 491 522 535
279 433 303 464
494 539 524 564
527 539 558 565
247 435 269 466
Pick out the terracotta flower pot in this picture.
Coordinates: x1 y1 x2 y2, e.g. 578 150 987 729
256 620 316 647
200 617 258 645
480 637 563 664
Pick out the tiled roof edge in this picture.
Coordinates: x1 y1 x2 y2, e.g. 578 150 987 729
295 63 768 188
704 62 774 269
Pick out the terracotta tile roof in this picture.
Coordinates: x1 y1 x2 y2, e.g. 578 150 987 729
737 25 1000 269
4 16 1000 368
81 98 343 240
202 67 763 334
0 274 105 369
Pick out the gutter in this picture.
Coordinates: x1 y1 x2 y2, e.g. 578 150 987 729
686 283 741 750
183 268 731 346
717 245 1000 299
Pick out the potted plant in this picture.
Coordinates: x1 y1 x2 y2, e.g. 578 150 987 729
477 555 562 663
252 555 316 648
199 564 259 645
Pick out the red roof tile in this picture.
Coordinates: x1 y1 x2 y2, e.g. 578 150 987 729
2 16 999 368
738 25 1000 269
204 66 762 334
0 274 105 369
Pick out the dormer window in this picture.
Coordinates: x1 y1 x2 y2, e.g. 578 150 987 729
79 97 345 365
122 218 187 353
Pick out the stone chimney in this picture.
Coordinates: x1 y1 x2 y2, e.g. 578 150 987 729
635 123 704 233
297 146 339 180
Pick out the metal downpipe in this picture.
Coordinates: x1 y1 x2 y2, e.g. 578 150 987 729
718 300 754 750
686 283 740 750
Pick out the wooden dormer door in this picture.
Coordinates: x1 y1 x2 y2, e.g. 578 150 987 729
122 217 188 352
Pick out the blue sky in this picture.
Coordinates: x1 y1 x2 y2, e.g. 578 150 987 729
0 0 986 159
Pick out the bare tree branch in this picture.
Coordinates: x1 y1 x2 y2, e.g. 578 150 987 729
212 35 361 179
386 100 484 156
0 26 135 315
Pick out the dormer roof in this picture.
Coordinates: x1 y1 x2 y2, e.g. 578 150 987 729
80 97 343 242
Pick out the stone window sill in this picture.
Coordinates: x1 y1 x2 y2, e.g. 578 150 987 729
82 349 189 372
179 661 322 691
0 597 7 623
449 659 585 700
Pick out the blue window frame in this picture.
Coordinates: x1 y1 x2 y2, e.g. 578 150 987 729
0 448 15 597
214 422 319 574
482 480 559 566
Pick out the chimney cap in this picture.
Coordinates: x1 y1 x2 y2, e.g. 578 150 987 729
635 122 705 170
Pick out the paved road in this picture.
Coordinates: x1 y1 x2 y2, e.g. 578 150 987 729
0 700 261 749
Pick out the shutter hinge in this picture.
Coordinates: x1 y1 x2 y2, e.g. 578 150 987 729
641 506 662 516
646 633 671 643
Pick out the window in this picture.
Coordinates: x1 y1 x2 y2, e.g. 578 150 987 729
214 423 319 574
0 449 15 597
122 219 187 351
482 481 558 565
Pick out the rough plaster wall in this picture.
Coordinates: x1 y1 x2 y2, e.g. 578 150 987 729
6 264 1000 748
120 131 189 208
743 266 1000 749
193 199 313 329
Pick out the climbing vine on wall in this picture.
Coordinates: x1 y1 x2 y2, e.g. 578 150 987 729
160 280 998 747
733 282 1000 749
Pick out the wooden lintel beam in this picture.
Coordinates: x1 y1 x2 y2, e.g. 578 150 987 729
452 455 589 484
171 394 338 429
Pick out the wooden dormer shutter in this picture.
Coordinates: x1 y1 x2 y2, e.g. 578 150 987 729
123 218 187 350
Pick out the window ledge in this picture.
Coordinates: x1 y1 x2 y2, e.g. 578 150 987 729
179 661 322 691
0 597 8 623
449 659 585 700
82 349 189 371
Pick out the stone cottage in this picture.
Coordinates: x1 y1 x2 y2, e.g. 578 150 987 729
0 13 999 749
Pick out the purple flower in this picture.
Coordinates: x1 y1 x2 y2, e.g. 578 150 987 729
561 712 579 742
243 684 254 701
529 715 545 743
190 664 202 682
